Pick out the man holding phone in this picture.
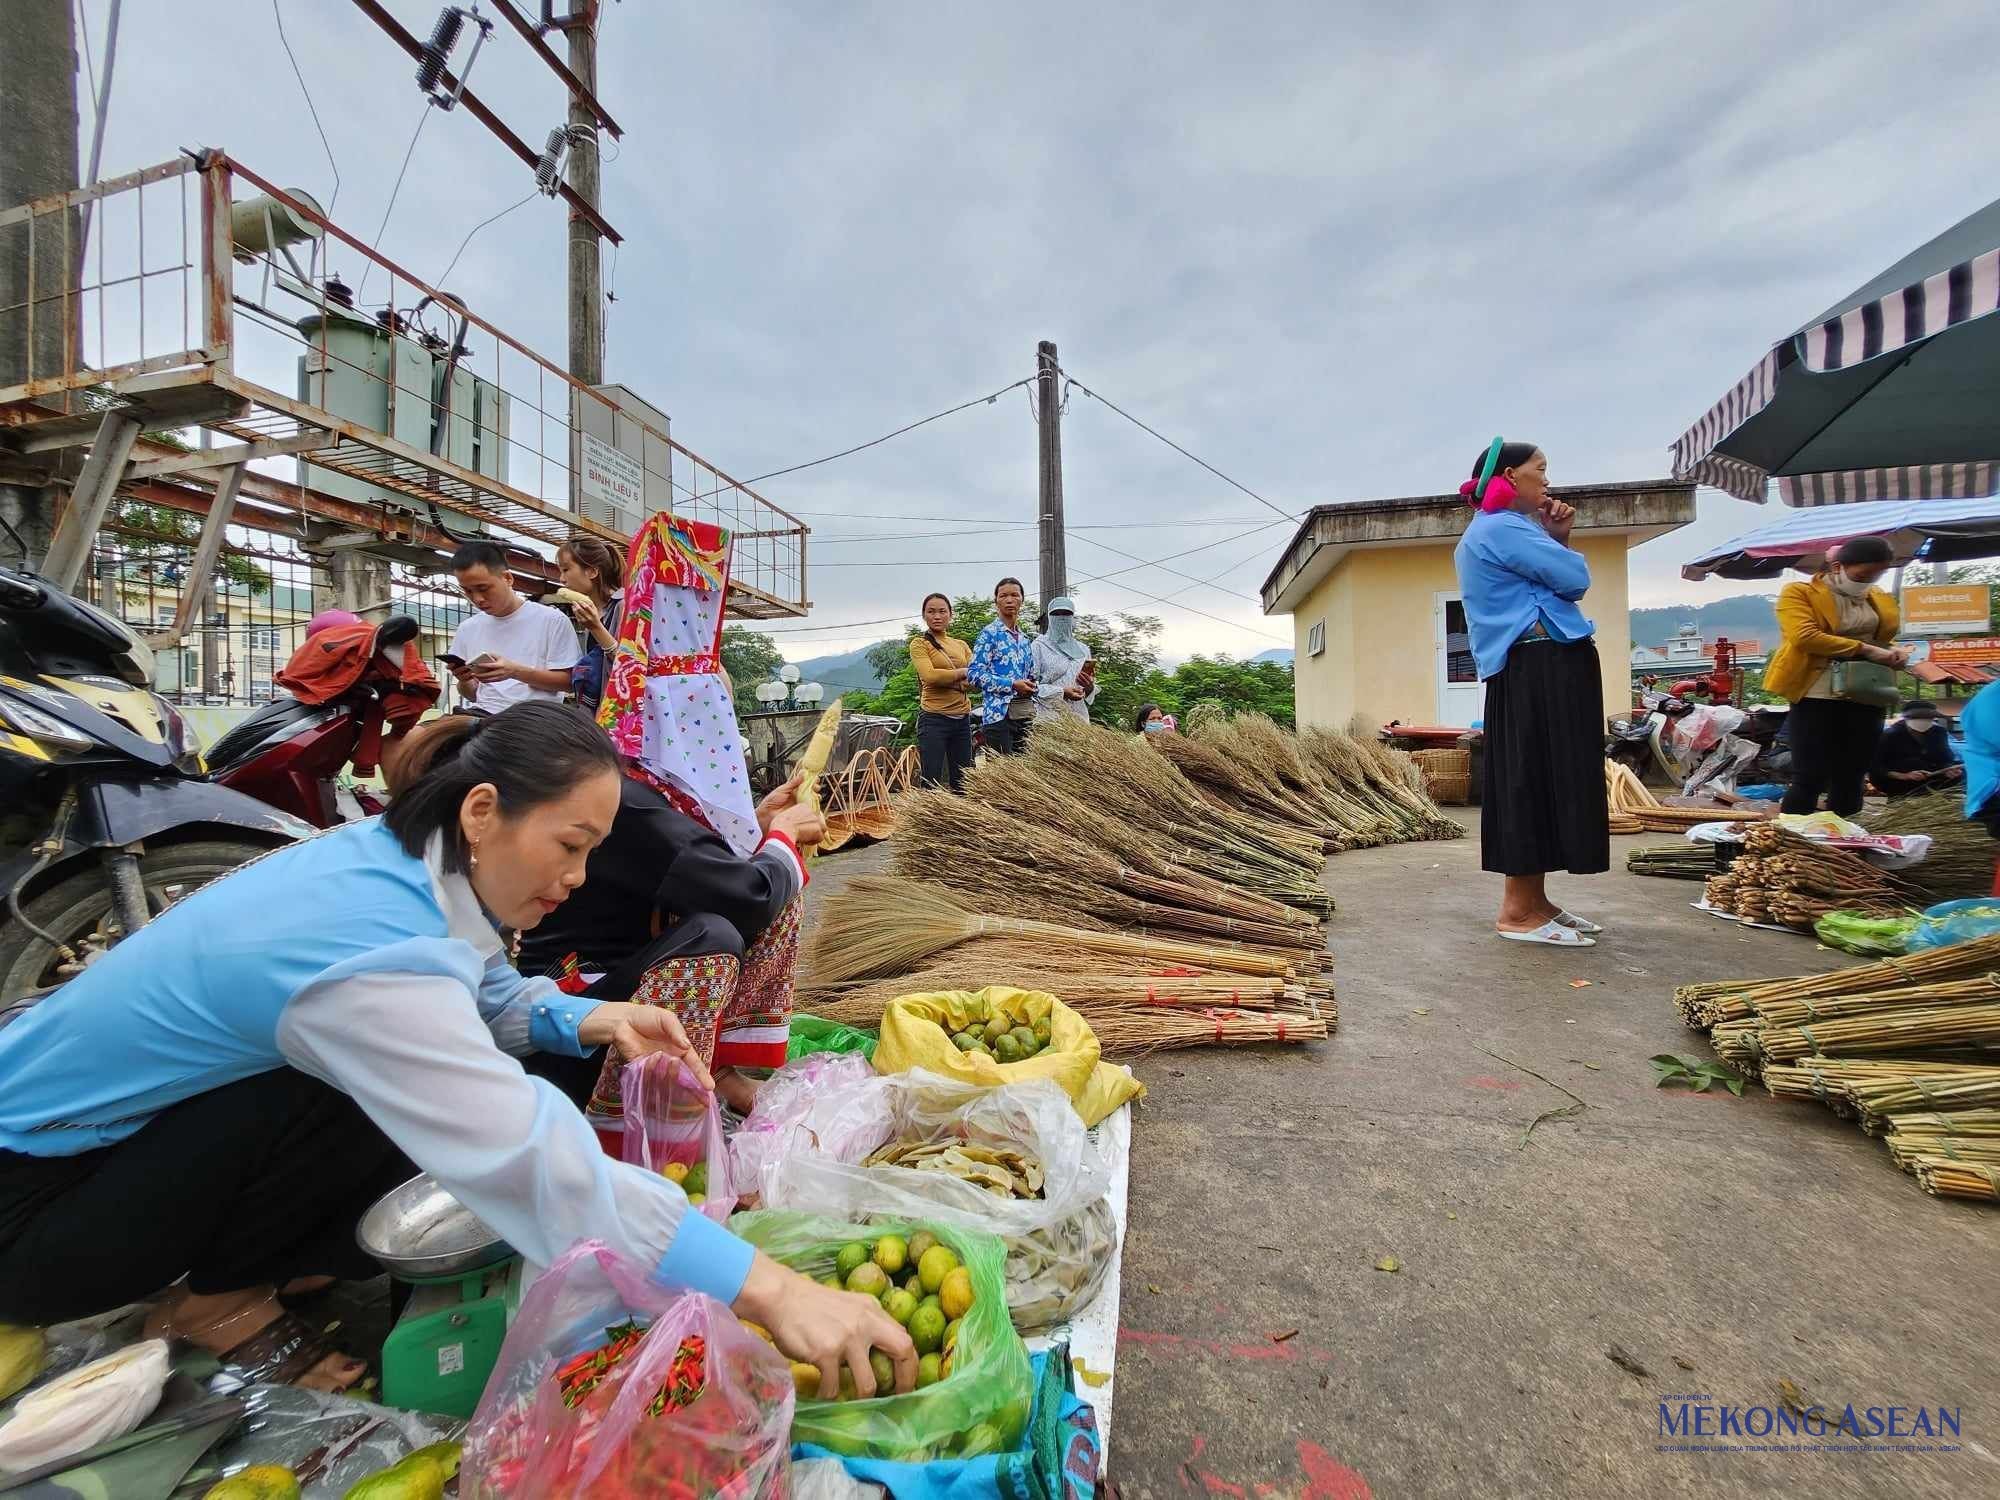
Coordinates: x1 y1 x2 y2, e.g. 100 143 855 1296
445 541 581 712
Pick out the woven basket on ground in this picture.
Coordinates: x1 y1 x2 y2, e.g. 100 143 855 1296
1410 748 1471 804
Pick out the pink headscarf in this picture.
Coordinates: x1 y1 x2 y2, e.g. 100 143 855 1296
306 608 361 638
1459 474 1520 515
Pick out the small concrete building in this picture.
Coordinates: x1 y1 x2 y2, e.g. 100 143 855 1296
1259 480 1697 732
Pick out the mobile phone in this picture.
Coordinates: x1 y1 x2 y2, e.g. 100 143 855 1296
438 652 468 669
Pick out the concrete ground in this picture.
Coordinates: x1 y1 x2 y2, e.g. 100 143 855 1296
809 830 2000 1500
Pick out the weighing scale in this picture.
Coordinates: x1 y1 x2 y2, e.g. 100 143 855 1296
356 1172 523 1419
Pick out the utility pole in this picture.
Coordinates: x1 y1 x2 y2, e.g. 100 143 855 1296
1036 339 1066 608
564 2 604 386
0 0 80 568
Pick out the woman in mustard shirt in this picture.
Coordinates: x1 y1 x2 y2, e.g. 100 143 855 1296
908 591 975 791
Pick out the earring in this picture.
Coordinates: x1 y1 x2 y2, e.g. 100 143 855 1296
470 839 480 870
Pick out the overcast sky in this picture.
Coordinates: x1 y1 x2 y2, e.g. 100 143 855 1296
88 0 2000 658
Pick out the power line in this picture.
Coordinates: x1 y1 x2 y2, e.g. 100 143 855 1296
811 525 1035 544
357 103 434 299
435 189 538 288
1060 367 1298 524
739 378 1035 487
1071 518 1294 592
1069 529 1260 603
1080 571 1292 646
811 557 1037 569
273 0 340 217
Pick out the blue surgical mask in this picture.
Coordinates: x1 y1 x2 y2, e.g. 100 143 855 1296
1143 720 1167 734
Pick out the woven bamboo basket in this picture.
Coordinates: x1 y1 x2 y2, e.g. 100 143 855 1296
1410 748 1471 804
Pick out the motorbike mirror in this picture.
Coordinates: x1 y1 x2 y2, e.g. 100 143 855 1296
377 615 420 647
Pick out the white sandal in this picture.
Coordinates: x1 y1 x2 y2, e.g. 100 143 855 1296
1554 910 1603 935
1498 919 1596 947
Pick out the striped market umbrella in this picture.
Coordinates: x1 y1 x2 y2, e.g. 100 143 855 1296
1680 496 2000 580
1671 197 2000 506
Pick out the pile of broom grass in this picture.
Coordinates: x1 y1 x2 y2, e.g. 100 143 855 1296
799 716 1458 1055
1674 935 2000 1203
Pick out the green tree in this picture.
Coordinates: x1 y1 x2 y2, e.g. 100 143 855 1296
721 625 782 703
110 500 271 595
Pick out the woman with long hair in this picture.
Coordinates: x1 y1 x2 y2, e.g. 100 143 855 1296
557 533 626 715
1765 536 1907 816
967 576 1037 755
0 704 912 1399
1453 440 1608 946
908 591 975 791
1134 702 1172 742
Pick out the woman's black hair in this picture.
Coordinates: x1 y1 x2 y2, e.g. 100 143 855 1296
919 591 952 650
1469 442 1541 485
383 703 619 872
1134 702 1163 733
1834 535 1895 567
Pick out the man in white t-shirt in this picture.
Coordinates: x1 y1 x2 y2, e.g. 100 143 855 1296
446 541 582 712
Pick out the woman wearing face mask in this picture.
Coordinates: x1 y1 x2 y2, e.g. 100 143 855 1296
1134 703 1172 743
0 704 914 1402
1453 440 1608 946
1765 537 1909 817
1870 700 1963 799
1030 596 1098 723
908 592 975 791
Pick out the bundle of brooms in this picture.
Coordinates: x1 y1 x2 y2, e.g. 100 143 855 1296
889 788 1323 959
1865 791 1998 905
1700 824 1914 932
1296 727 1463 843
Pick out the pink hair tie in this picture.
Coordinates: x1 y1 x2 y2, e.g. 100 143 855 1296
1458 475 1519 514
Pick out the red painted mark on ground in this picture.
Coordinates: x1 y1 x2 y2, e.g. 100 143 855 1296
1462 1075 1524 1091
1177 1435 1374 1499
1121 1327 1335 1365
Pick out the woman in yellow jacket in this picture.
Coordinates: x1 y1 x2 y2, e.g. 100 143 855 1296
1765 536 1909 817
908 591 975 792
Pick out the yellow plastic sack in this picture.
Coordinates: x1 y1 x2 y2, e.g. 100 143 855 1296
874 986 1143 1127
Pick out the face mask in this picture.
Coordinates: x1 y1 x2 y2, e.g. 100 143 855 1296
1143 720 1167 734
1828 569 1874 599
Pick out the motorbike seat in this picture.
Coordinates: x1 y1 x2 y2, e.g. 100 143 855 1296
204 696 335 772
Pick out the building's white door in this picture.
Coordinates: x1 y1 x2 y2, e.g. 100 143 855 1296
1435 592 1486 727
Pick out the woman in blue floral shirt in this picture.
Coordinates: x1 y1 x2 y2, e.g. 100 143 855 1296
967 575 1037 754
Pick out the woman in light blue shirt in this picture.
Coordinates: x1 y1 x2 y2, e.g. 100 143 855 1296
1452 440 1609 946
0 704 913 1400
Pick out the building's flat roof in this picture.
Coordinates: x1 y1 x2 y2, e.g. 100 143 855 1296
1260 479 1699 615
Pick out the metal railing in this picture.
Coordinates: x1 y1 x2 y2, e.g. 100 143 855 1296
1 151 808 618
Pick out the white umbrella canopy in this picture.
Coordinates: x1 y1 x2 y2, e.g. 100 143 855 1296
1671 198 2000 506
1680 496 2000 581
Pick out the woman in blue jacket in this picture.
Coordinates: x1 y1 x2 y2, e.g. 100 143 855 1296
0 704 911 1399
1453 440 1609 946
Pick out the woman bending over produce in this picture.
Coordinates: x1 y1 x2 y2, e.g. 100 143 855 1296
0 704 912 1400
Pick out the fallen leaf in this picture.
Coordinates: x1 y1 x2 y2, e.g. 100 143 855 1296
1374 1255 1401 1273
1072 1358 1111 1389
1672 1355 1695 1372
1606 1345 1651 1379
1445 1211 1458 1220
1777 1377 1809 1417
1272 1329 1299 1344
1411 1007 1431 1016
1582 1062 1600 1070
1569 980 1593 990
1147 1283 1162 1294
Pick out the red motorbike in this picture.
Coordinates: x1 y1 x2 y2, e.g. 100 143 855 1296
205 615 440 828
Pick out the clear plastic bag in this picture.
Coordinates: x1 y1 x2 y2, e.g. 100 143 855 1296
620 1054 738 1222
461 1241 793 1498
729 1052 893 1207
761 1072 1115 1331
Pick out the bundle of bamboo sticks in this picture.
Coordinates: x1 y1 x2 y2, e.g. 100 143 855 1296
1700 824 1913 932
1672 935 2000 1028
1627 844 1723 880
1604 759 1771 834
1865 792 1998 905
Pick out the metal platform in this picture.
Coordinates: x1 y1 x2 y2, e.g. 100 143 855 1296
0 151 809 620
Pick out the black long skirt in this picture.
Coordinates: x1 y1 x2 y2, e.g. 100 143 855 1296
1480 638 1610 877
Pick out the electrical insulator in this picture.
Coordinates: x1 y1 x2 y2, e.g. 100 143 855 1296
534 127 569 196
416 8 465 94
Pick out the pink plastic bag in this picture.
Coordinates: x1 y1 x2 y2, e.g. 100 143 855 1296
462 1241 794 1499
620 1054 738 1223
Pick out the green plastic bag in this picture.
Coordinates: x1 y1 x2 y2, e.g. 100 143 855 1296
1813 910 1918 957
727 1210 1032 1462
787 1014 878 1063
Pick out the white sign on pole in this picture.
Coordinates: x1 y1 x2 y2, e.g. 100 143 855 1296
579 431 645 518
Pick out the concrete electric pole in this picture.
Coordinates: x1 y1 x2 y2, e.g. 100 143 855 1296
1036 339 1066 609
0 0 81 566
564 3 603 386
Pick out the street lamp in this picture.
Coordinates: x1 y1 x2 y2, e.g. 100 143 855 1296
754 680 788 706
794 681 824 706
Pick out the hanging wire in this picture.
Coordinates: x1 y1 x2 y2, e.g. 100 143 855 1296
273 0 341 217
741 378 1035 486
434 189 538 288
356 104 434 299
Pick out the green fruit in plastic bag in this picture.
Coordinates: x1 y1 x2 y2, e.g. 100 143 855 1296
202 1466 301 1500
873 1234 908 1274
908 1304 946 1355
981 1014 1011 1044
918 1244 958 1293
340 1441 460 1500
952 1031 981 1051
683 1161 708 1198
0 1325 46 1402
869 1349 896 1394
883 1288 919 1326
915 1353 942 1388
821 1274 844 1290
1008 1025 1037 1053
992 1034 1023 1064
907 1230 939 1265
1032 1016 1052 1044
835 1242 870 1279
845 1262 889 1298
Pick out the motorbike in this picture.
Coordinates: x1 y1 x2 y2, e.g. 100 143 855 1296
0 564 316 999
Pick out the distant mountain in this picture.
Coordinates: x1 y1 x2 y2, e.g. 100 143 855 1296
1630 594 1778 648
1251 648 1294 665
793 643 893 693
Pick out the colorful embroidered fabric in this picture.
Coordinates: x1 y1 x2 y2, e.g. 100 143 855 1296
713 897 802 1073
598 513 761 856
588 951 742 1117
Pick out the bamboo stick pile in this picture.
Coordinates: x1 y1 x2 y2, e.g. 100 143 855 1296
1627 844 1725 880
1865 792 1998 905
1604 760 1774 835
1701 824 1914 932
1671 938 2000 1204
